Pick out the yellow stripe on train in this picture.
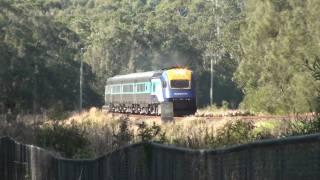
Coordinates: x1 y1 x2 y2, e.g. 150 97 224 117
166 69 192 80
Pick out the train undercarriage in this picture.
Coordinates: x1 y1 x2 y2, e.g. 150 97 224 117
104 99 196 116
104 103 161 115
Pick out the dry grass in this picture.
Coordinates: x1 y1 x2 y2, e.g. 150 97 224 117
195 105 254 117
55 108 282 150
1 107 317 158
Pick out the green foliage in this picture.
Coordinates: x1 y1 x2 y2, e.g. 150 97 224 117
215 120 255 147
221 100 229 110
4 112 320 158
51 0 244 107
0 1 101 114
236 0 320 113
137 122 166 143
282 116 320 136
112 117 133 147
253 121 278 140
0 0 245 112
36 122 92 158
2 0 320 115
307 58 320 112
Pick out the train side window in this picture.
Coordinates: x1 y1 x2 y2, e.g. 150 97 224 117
112 86 115 94
123 84 133 93
111 86 114 94
112 85 121 94
137 83 146 92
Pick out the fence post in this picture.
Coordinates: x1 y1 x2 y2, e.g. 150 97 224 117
199 150 206 180
247 148 253 180
219 155 224 180
0 137 15 180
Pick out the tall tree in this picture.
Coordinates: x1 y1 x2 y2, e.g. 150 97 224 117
0 1 101 114
236 0 319 113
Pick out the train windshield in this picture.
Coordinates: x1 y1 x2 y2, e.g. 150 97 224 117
170 80 190 89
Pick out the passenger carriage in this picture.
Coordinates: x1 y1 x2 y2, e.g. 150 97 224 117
104 67 197 116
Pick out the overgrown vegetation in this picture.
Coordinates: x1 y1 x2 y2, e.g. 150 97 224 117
236 0 320 113
36 121 92 158
1 109 319 158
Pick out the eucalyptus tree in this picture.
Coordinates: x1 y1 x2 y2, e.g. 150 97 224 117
0 1 100 113
236 0 319 113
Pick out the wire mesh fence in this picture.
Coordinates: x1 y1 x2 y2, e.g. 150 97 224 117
1 134 320 180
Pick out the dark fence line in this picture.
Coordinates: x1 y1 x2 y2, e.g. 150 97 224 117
1 134 320 180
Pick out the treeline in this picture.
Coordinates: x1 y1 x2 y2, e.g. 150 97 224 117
0 0 319 114
237 0 320 113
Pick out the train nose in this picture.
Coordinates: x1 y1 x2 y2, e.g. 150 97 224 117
173 92 189 96
167 89 193 99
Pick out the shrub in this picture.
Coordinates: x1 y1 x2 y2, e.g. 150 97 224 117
215 120 255 147
36 121 91 158
137 122 166 143
282 116 320 136
222 101 229 110
112 116 133 148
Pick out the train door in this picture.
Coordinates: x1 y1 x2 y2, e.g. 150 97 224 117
151 78 164 102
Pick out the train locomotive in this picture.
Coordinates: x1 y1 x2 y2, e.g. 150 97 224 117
104 67 197 116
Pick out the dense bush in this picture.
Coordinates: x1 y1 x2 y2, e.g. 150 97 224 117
236 0 320 114
2 110 320 159
215 120 255 147
112 117 133 148
281 116 320 137
137 122 166 143
36 122 92 158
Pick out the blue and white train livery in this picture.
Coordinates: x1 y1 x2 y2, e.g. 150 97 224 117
104 67 197 115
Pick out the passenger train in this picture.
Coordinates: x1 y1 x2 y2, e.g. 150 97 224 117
104 67 197 116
